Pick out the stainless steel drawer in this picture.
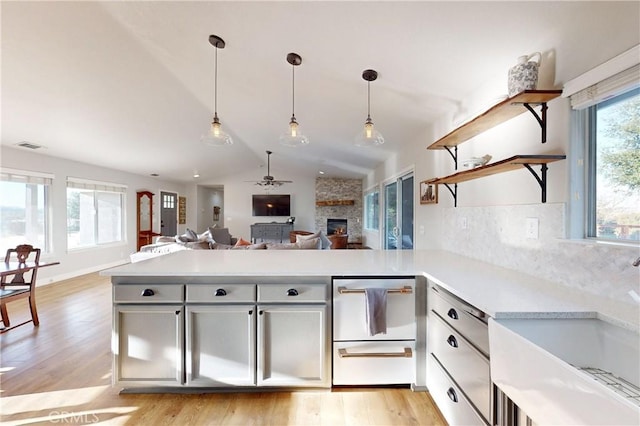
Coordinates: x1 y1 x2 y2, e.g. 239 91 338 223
186 284 256 303
257 283 326 303
333 340 415 385
114 284 183 303
429 312 491 423
427 353 488 426
429 284 489 356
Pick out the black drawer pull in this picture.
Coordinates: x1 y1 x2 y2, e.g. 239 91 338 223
447 308 458 320
447 387 458 403
287 288 299 296
215 288 227 297
248 310 253 315
141 289 155 297
447 335 458 348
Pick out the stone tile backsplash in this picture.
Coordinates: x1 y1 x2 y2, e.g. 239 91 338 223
440 203 640 305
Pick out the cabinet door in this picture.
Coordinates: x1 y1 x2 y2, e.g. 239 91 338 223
113 305 183 386
186 305 256 386
257 305 329 387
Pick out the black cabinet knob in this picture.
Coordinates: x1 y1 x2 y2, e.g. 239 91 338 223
248 310 253 315
141 289 154 297
447 308 458 320
215 288 227 297
447 387 458 403
287 288 299 296
447 335 458 348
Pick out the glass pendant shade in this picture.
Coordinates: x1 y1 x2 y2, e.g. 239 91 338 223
280 115 309 147
354 117 385 147
354 69 384 147
202 35 233 147
280 52 309 147
202 113 233 146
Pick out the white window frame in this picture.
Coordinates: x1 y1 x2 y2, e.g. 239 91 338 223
0 168 53 254
66 177 127 250
363 188 380 231
565 45 640 243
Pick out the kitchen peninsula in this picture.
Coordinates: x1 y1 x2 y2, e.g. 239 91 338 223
102 249 639 425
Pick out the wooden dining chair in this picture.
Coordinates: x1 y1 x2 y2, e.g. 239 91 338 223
0 244 41 332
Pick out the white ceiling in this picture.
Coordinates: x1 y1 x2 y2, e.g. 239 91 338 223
2 1 638 183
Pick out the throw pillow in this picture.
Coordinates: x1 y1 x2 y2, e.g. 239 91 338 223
235 238 252 247
197 229 211 242
296 231 332 249
295 237 321 249
210 227 232 245
177 229 198 243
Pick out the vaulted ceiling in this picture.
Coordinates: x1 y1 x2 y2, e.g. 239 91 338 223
2 1 638 183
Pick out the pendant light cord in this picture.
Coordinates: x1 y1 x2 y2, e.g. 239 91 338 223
291 63 295 118
367 80 371 120
214 45 218 115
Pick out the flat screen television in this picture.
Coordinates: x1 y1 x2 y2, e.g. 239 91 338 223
252 194 291 216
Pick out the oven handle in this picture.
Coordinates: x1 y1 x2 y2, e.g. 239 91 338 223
338 347 413 358
337 286 413 295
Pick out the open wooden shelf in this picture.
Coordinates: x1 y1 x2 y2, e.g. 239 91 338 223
428 90 562 150
428 155 565 185
428 154 566 206
315 199 355 207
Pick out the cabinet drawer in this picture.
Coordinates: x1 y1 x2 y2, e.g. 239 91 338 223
427 353 488 426
429 312 491 423
186 284 256 303
114 284 183 303
429 284 489 356
332 340 415 385
258 284 326 303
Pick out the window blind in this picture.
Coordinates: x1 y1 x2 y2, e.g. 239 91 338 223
0 168 54 185
66 176 127 193
569 64 639 110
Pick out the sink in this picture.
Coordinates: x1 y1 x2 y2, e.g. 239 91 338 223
489 317 640 425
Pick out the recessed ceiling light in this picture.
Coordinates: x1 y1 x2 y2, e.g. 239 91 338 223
193 172 200 178
319 171 325 175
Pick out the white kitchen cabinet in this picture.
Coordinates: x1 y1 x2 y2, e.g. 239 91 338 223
113 304 184 386
186 305 256 386
427 282 491 425
257 304 329 387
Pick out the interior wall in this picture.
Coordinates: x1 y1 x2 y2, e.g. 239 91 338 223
0 146 186 284
196 185 224 232
206 167 317 242
366 44 639 306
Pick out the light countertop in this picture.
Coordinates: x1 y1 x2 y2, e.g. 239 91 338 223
101 249 639 331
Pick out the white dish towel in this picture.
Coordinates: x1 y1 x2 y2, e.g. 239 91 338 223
365 288 388 336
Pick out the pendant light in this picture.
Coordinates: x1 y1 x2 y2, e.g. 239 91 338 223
280 53 309 147
201 35 233 147
354 69 385 147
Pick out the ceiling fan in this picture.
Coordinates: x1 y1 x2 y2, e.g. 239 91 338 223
249 150 292 187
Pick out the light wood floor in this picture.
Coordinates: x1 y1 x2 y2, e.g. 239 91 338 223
0 273 447 425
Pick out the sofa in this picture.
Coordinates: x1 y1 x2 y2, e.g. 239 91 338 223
130 228 331 262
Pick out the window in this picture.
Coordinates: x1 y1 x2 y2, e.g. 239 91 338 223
588 88 640 241
364 189 379 231
67 177 126 250
0 169 52 253
567 56 639 243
